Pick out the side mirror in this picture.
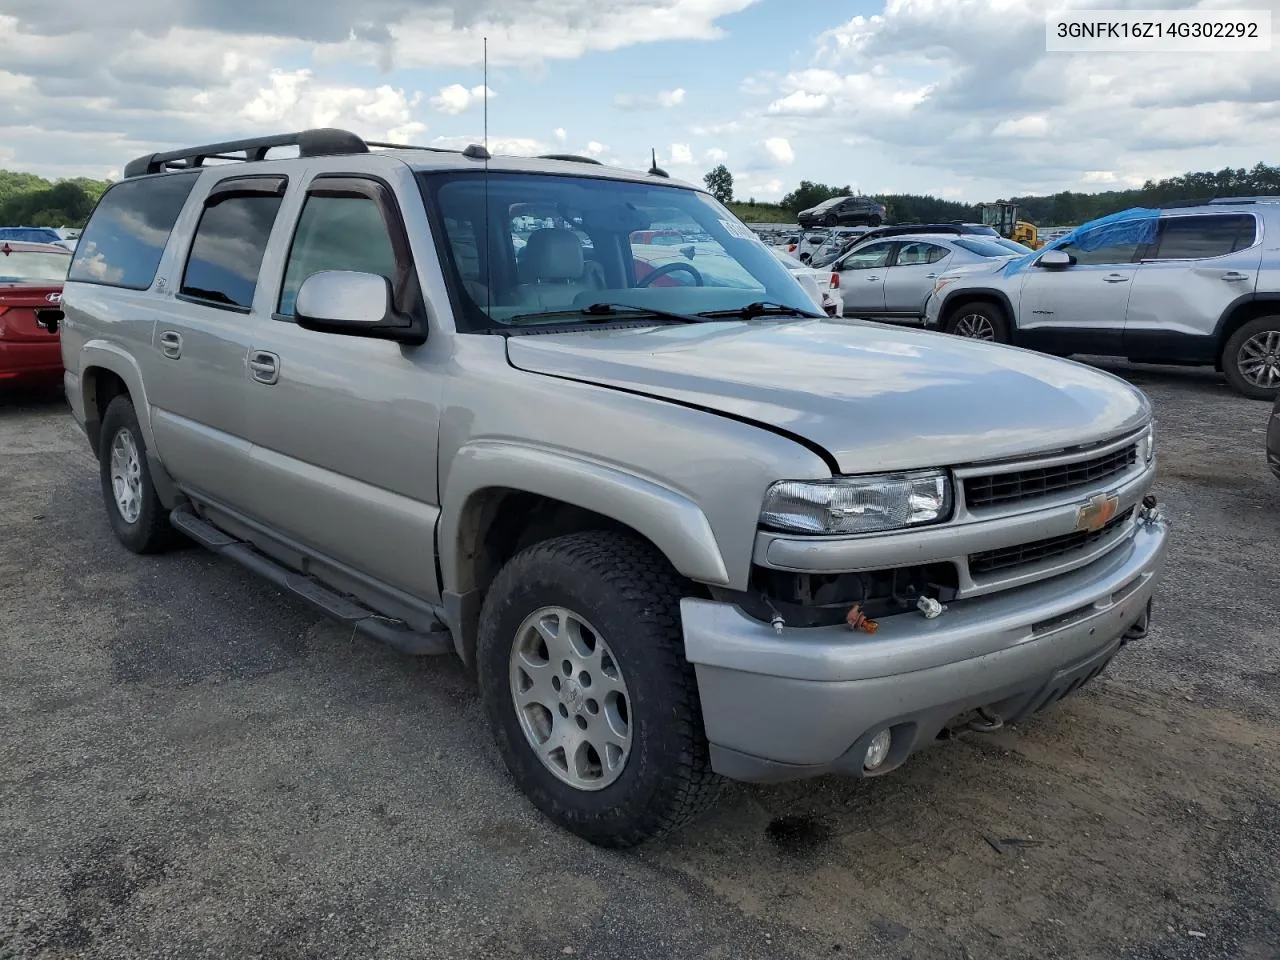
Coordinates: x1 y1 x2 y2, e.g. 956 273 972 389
1037 249 1073 269
294 270 426 345
680 245 696 260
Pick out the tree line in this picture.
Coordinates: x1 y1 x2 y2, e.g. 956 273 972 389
708 162 1280 227
0 170 111 228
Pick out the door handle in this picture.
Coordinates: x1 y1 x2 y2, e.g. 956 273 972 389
867 275 881 281
1103 274 1130 283
1221 272 1250 282
248 350 280 385
925 273 937 279
158 330 182 359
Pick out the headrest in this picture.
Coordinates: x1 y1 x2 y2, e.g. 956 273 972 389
521 229 585 282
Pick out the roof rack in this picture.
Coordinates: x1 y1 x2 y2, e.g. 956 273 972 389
537 153 602 165
122 127 491 179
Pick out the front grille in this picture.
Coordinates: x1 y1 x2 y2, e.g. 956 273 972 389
968 508 1134 576
964 444 1137 510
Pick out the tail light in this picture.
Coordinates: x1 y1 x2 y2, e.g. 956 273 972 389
830 272 840 289
788 244 797 253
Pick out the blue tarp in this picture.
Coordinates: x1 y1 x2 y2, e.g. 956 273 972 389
0 227 65 244
1001 206 1161 276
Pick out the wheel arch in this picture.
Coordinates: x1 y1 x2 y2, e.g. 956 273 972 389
1212 294 1280 370
938 288 1016 332
438 441 729 666
78 344 151 458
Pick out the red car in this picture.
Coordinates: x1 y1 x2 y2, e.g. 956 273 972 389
0 240 71 385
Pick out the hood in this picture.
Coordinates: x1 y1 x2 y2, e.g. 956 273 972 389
505 319 1150 474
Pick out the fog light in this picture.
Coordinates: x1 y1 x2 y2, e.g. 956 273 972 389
863 729 892 771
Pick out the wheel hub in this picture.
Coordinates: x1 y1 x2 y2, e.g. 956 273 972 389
1238 330 1280 388
109 428 143 524
509 606 632 792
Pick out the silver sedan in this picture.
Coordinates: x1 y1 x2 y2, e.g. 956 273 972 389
830 233 1019 323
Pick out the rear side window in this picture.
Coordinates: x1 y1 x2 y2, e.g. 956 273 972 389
180 178 286 311
895 241 949 265
278 194 398 316
1150 214 1257 260
68 172 198 289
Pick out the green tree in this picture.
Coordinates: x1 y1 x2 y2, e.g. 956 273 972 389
703 164 734 204
0 171 112 228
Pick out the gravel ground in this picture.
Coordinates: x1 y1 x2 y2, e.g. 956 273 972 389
1 361 1277 960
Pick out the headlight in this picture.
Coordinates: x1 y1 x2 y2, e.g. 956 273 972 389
760 471 952 535
1138 423 1156 464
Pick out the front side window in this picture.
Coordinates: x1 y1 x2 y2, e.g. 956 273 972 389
279 194 398 316
0 247 71 283
180 184 284 311
1057 232 1142 267
839 242 894 270
423 172 818 330
1150 214 1256 261
68 172 199 289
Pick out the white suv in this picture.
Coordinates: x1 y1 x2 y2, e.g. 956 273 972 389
923 199 1280 399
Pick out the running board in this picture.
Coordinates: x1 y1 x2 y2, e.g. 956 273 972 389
170 506 453 656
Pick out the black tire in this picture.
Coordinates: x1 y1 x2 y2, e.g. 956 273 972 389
476 530 721 848
823 214 837 227
98 395 180 554
1220 315 1280 400
945 301 1011 344
868 215 882 227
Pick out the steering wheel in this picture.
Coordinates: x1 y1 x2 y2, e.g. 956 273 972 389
637 261 704 287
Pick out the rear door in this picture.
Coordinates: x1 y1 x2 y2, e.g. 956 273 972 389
833 240 894 315
146 174 291 511
1124 213 1261 362
882 240 951 314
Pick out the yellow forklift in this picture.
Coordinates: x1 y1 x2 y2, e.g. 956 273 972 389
978 201 1042 249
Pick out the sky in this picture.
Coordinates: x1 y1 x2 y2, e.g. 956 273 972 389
0 0 1277 203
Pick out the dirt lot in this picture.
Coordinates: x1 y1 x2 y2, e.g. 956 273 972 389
2 361 1278 960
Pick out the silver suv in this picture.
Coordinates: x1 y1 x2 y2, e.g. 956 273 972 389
58 128 1169 847
923 199 1280 399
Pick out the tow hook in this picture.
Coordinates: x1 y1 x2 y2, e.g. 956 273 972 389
1139 493 1164 524
966 707 1004 733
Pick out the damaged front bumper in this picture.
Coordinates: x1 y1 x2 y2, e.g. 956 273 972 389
681 515 1169 783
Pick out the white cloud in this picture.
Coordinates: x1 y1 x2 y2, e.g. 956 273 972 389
429 83 494 114
1082 170 1117 184
554 127 567 142
585 140 606 157
669 143 694 165
766 90 830 116
762 136 794 165
705 147 729 163
614 88 687 110
992 115 1048 139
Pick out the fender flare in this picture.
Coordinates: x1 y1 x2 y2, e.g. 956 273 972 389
937 287 1017 329
77 341 156 452
438 439 731 595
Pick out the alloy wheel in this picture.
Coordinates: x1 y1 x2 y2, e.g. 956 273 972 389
509 606 632 791
109 428 143 524
1237 329 1280 389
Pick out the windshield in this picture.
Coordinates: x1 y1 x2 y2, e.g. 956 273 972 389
953 237 1022 258
992 237 1035 254
422 172 819 330
0 248 71 283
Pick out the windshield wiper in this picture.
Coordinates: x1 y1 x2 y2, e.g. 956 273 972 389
695 301 823 320
508 302 704 325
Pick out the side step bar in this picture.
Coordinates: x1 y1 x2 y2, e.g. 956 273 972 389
170 506 453 657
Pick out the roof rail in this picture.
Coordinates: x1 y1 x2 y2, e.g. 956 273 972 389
1207 195 1280 205
1158 195 1280 209
537 153 602 164
121 128 493 179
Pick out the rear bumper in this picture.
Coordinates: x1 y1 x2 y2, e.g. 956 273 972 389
681 516 1168 782
0 340 62 380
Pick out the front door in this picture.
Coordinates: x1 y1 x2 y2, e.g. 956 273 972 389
243 168 445 603
835 240 894 315
1015 226 1142 354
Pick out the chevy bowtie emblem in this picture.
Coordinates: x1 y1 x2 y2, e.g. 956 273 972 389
1075 492 1120 533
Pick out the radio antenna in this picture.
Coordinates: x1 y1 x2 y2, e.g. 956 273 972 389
483 36 491 317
